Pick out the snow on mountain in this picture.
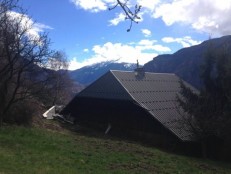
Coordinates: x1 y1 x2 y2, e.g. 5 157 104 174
69 61 136 85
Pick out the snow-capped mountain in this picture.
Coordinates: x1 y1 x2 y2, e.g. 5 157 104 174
69 61 136 85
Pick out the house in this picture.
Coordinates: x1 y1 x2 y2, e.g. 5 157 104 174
61 69 196 143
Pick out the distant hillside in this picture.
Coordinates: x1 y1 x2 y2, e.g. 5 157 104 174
69 62 135 85
144 35 231 88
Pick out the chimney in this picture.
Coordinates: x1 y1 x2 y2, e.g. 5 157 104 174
134 59 145 79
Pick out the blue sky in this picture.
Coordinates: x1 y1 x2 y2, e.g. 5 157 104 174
19 0 231 70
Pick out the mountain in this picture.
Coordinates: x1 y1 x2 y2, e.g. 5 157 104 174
69 61 136 85
69 36 231 88
144 35 231 89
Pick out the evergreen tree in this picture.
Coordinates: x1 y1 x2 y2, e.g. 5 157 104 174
178 46 231 158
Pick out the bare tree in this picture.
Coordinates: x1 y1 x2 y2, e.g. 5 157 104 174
0 0 53 124
109 0 141 32
46 51 74 106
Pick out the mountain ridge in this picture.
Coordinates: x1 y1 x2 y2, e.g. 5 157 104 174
144 35 231 88
69 35 231 88
69 61 136 85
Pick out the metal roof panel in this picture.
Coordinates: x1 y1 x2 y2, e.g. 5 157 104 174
111 70 195 141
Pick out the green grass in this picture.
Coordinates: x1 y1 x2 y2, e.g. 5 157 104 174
0 125 231 174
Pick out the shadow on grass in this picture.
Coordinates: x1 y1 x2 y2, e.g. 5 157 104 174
59 121 201 157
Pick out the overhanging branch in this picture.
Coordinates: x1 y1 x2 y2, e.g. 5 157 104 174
109 0 141 32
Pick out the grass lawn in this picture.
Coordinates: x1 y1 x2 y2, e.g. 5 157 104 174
0 124 231 174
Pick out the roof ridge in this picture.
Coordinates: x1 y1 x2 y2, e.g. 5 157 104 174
110 71 137 101
110 71 150 111
110 70 177 76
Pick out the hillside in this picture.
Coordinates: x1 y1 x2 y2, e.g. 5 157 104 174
0 125 231 173
144 35 231 88
69 61 135 85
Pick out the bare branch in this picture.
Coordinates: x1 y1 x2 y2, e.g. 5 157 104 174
109 0 141 32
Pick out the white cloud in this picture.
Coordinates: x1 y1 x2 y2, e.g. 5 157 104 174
162 36 201 48
136 39 170 52
69 39 171 70
7 11 53 40
153 0 231 36
71 0 115 12
83 48 89 52
71 0 144 26
33 23 54 32
151 44 171 52
109 13 126 26
69 57 90 70
109 11 144 26
141 29 151 37
138 39 156 46
91 42 143 63
70 0 231 35
137 0 160 12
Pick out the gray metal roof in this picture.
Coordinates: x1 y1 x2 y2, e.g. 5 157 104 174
74 70 195 141
77 70 133 100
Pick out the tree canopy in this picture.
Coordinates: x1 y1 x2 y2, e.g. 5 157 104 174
178 45 231 159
